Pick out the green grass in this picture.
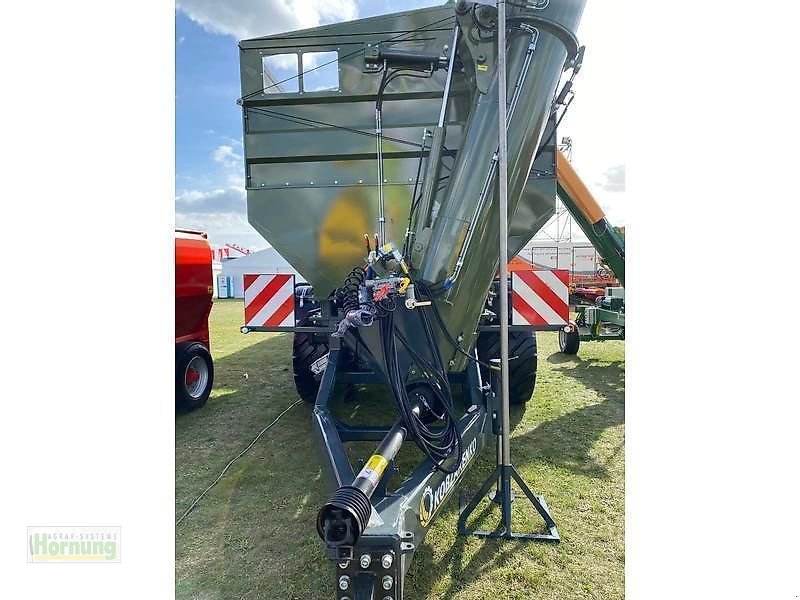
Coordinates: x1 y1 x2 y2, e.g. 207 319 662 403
176 299 624 599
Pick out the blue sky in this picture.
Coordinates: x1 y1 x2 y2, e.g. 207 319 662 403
176 13 242 186
175 0 625 251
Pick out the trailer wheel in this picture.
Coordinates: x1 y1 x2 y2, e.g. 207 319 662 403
559 321 580 355
292 324 329 403
477 330 538 405
176 342 214 411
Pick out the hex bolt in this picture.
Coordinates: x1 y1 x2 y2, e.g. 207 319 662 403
382 575 393 590
381 553 393 569
339 575 351 590
359 554 371 569
338 561 349 569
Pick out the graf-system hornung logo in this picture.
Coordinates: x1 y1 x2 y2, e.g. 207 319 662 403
28 526 121 563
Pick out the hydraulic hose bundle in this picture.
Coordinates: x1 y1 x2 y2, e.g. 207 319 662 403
318 264 464 555
337 263 464 474
379 304 463 474
338 267 366 314
333 267 377 337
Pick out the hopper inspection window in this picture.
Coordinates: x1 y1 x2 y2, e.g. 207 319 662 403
301 51 339 92
262 53 299 94
261 51 339 94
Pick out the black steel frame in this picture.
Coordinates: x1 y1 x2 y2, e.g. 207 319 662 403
311 331 491 599
241 307 562 598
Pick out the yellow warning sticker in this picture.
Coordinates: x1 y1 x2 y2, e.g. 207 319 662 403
477 64 488 71
365 454 388 477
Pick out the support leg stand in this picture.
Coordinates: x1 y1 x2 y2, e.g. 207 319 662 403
458 464 559 542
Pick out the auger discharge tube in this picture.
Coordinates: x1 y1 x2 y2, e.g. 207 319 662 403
417 1 586 370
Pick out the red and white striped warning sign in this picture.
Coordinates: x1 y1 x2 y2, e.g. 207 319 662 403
511 269 569 326
243 273 295 328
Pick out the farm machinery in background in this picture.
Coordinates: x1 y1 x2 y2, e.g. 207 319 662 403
554 150 626 353
175 230 215 410
212 242 254 262
235 0 621 597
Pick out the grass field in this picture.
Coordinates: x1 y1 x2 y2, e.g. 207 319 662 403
176 299 625 599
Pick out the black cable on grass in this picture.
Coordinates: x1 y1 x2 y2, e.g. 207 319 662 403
175 400 301 526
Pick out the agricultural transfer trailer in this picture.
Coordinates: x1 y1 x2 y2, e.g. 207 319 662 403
175 229 214 410
554 151 626 353
237 1 590 597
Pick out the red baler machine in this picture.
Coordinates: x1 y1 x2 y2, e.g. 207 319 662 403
175 229 214 410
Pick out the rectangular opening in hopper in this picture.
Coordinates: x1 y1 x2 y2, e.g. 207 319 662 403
262 53 299 94
301 51 339 92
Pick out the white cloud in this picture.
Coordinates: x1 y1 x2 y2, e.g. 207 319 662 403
211 144 242 168
176 187 245 214
176 0 358 41
597 164 625 193
176 187 267 250
263 53 299 71
556 0 626 228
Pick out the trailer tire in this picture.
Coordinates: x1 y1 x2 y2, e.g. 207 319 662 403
292 326 329 403
477 330 538 405
176 342 214 411
559 321 580 355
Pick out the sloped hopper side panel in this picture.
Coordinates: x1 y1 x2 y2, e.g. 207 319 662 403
240 6 463 296
239 3 578 299
509 117 559 258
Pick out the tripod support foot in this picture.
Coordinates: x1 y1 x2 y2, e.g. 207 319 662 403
457 464 559 542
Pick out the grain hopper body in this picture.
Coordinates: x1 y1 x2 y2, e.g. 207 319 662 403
240 6 464 296
239 2 584 347
237 3 589 595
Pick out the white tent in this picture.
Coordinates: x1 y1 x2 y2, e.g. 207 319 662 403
521 241 600 274
218 248 304 298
